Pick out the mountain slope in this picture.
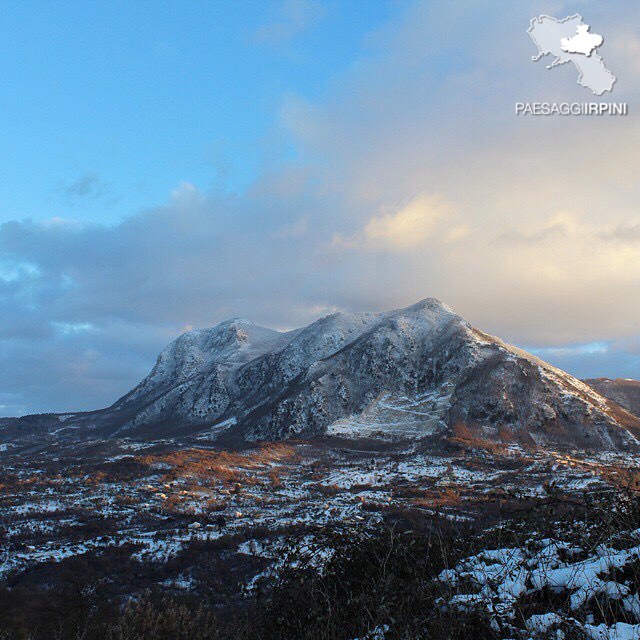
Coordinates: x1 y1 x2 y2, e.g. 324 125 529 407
108 319 298 435
224 299 640 450
3 299 640 451
585 377 640 418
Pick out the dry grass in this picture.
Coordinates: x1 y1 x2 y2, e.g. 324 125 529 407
449 422 521 455
137 443 300 490
411 486 462 508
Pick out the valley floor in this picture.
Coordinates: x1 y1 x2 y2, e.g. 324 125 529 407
0 436 639 639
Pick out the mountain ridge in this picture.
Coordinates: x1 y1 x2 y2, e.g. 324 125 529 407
2 298 640 452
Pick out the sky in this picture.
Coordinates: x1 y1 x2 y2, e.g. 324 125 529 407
1 0 639 417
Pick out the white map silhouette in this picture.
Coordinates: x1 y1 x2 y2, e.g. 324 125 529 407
528 14 615 95
561 24 603 56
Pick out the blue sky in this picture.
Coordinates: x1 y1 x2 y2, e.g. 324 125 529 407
1 0 640 416
0 1 393 223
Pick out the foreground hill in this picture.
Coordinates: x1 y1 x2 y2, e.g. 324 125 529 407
3 298 639 452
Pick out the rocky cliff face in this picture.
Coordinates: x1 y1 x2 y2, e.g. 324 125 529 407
95 298 639 451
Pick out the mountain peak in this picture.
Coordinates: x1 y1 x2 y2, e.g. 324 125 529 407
214 317 255 329
56 298 640 451
399 297 456 316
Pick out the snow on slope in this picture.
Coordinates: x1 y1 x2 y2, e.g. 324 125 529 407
586 378 640 418
110 319 296 432
18 298 640 451
122 319 291 402
440 529 640 638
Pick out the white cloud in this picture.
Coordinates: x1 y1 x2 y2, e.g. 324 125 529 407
363 194 450 249
333 193 465 251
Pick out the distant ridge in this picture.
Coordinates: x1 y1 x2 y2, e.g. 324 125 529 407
585 377 640 419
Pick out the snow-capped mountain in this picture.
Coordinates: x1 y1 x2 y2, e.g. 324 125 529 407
3 298 639 451
65 297 636 451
